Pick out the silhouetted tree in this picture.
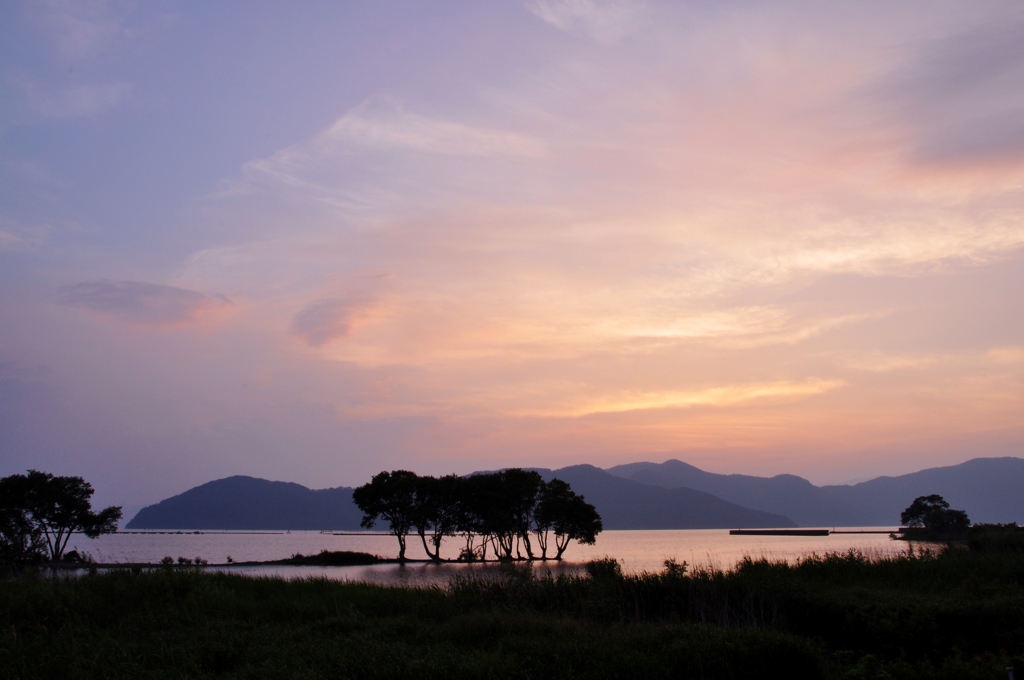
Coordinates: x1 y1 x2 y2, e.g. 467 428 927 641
463 472 508 559
454 474 492 561
470 469 543 560
0 470 121 562
537 480 602 560
532 479 568 559
901 494 970 533
352 470 418 561
504 469 545 559
0 477 45 564
355 468 603 562
411 474 463 561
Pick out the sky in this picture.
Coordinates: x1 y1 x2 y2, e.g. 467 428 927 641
1 0 1023 516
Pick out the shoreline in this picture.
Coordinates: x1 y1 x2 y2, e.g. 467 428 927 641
37 550 583 571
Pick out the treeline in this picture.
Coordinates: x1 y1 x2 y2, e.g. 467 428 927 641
352 469 602 562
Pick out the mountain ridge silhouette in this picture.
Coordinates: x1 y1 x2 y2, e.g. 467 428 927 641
126 457 1023 530
606 456 1024 526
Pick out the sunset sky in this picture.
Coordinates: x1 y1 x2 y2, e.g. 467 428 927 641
2 1 1023 515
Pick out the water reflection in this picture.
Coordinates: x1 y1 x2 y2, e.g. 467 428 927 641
214 560 587 587
78 528 908 585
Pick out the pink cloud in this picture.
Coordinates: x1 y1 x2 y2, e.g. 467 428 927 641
291 296 372 347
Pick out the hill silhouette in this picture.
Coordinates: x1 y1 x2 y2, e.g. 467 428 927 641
607 460 859 526
822 457 1024 525
535 464 794 529
126 466 794 530
125 476 362 530
126 457 1023 530
606 457 1024 526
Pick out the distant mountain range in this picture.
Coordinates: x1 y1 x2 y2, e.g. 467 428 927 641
126 457 1024 530
533 465 793 529
606 457 1024 526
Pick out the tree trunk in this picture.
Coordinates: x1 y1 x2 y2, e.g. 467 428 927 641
492 534 510 559
430 534 443 562
418 530 436 560
533 529 549 559
554 533 570 560
397 533 407 562
521 532 535 560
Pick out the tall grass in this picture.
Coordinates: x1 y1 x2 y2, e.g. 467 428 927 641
437 540 1024 676
2 529 1023 678
0 568 823 679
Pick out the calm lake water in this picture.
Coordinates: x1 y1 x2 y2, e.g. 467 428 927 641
73 528 907 586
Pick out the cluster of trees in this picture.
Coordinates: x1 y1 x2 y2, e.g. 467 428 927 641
901 494 970 533
353 469 602 562
0 470 122 564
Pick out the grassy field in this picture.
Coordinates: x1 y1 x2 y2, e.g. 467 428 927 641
2 528 1022 679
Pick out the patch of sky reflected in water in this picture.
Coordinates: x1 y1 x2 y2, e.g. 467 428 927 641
75 529 909 586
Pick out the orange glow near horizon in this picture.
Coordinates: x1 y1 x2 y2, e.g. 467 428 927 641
3 2 1023 505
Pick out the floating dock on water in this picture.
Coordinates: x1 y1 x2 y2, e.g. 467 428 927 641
730 528 901 536
730 529 831 536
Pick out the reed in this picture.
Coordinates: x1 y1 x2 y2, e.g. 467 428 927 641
2 527 1022 679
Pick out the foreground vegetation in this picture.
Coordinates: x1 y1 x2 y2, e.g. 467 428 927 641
2 527 1023 679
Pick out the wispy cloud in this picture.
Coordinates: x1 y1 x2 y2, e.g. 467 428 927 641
31 0 135 60
0 230 25 251
0 1 137 130
30 80 131 120
514 379 847 418
0 215 50 252
843 353 945 374
236 96 544 208
526 0 646 43
0 71 131 128
57 280 229 326
326 98 545 158
877 10 1024 170
8 2 1024 490
987 346 1024 365
292 294 382 347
